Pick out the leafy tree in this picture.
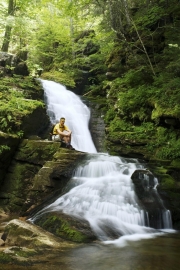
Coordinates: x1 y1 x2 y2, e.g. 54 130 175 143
1 0 39 53
1 0 15 52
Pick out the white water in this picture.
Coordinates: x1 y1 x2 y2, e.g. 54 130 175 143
33 80 173 245
42 79 97 153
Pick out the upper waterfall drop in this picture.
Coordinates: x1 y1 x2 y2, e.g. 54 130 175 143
41 79 97 153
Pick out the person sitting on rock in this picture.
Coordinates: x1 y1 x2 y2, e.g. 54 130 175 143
52 117 74 149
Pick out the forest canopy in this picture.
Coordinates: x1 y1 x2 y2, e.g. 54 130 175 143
1 0 180 160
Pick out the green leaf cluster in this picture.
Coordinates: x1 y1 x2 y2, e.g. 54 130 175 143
0 77 44 135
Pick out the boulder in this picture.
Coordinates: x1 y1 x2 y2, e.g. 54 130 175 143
2 219 76 249
0 139 86 215
14 61 29 76
34 212 97 243
0 51 29 76
131 169 175 229
0 52 15 67
0 132 20 186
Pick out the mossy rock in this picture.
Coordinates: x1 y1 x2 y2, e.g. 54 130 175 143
169 159 180 170
0 132 20 185
0 246 37 266
106 141 148 160
158 174 176 190
148 165 168 175
3 219 76 249
34 212 96 243
0 252 16 264
0 161 40 212
148 165 176 190
15 139 59 165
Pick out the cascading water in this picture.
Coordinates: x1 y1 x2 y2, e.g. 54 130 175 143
42 79 97 153
32 80 173 245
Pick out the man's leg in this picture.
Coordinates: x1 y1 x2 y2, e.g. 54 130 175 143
62 135 74 149
52 135 61 141
61 136 68 144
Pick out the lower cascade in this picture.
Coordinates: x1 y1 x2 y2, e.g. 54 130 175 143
31 80 173 245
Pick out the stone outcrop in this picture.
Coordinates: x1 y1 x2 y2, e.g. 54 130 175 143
0 76 50 187
0 132 20 186
131 167 180 229
0 139 86 215
34 212 97 243
2 219 76 249
21 106 50 139
88 102 106 153
0 51 29 76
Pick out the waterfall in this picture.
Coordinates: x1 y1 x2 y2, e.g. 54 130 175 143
32 80 173 245
41 79 97 153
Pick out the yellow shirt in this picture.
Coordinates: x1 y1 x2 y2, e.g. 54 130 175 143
53 123 69 135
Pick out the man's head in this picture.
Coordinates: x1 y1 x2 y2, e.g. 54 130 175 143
60 117 65 126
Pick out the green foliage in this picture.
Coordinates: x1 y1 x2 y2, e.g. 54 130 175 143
41 71 75 88
134 4 165 29
0 77 44 134
146 128 180 160
115 84 152 121
0 145 10 154
28 13 72 70
1 0 180 164
108 119 156 139
104 108 116 123
0 252 14 264
108 117 133 132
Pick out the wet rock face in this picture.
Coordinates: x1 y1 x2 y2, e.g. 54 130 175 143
131 170 180 229
82 98 106 152
132 170 164 228
131 169 158 203
89 103 106 153
131 169 174 229
0 139 86 215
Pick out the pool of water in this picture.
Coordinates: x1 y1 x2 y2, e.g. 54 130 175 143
68 233 180 270
1 233 180 270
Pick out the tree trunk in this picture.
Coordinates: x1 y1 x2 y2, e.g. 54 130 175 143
122 0 131 25
1 0 15 52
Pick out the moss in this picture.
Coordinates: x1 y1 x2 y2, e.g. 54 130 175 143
0 247 38 266
0 161 39 212
159 174 176 190
0 76 45 135
41 71 75 89
2 163 36 194
148 164 176 189
149 166 168 175
37 215 89 243
56 219 88 243
10 247 37 258
170 159 180 170
0 252 15 263
16 140 59 164
35 213 95 243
